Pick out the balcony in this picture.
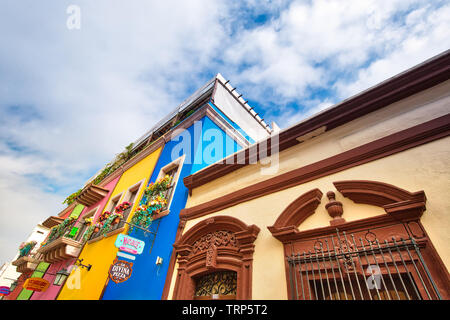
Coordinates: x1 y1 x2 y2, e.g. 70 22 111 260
42 216 64 228
11 256 39 273
37 237 83 263
37 218 86 263
88 207 132 243
75 183 109 207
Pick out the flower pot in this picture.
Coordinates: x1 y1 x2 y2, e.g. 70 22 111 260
112 217 120 225
94 227 100 233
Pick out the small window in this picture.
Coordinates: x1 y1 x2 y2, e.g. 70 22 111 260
153 155 184 213
128 189 138 204
109 197 120 212
194 271 237 300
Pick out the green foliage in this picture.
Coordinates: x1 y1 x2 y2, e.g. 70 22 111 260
63 189 82 206
18 241 37 257
128 175 172 234
82 225 96 242
63 142 136 206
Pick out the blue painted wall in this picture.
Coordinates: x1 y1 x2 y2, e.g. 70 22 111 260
101 115 243 300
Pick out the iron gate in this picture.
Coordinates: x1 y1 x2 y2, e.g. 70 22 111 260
287 229 442 300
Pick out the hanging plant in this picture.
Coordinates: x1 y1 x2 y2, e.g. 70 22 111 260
82 225 96 242
84 217 93 226
100 213 123 236
44 217 76 245
115 201 132 214
62 189 82 206
143 175 173 199
93 223 102 233
18 241 37 257
99 211 112 222
128 193 168 234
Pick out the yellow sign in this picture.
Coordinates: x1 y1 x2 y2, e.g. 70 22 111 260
23 277 50 292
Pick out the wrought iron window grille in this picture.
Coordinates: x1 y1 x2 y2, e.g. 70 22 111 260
286 228 442 300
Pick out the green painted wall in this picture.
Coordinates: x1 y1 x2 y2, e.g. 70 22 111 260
16 262 50 300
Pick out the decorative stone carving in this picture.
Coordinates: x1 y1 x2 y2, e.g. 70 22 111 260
325 191 345 226
206 244 217 269
192 230 237 254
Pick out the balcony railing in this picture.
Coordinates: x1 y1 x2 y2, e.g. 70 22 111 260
37 219 88 263
44 219 77 247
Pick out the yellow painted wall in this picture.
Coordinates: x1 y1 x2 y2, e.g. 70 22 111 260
174 136 450 300
57 147 162 300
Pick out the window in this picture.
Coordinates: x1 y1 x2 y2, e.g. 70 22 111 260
313 274 419 300
286 229 436 300
107 195 121 213
194 271 237 300
75 207 98 242
128 189 138 205
153 155 184 215
172 216 260 300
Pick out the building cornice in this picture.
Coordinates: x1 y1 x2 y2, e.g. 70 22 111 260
183 50 450 193
180 113 450 221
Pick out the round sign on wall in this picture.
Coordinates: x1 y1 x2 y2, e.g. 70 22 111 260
108 258 133 284
0 286 10 296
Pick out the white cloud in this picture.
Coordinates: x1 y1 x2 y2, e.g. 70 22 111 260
0 0 448 263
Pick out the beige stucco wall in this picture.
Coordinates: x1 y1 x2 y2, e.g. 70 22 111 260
173 135 450 300
168 80 450 300
189 80 450 207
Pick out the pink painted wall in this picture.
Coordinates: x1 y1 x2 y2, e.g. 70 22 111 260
30 259 75 300
30 176 121 300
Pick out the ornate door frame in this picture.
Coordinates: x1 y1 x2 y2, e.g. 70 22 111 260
172 216 260 300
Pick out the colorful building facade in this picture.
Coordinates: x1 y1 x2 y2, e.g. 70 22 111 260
55 74 269 300
30 176 121 300
4 223 49 300
4 52 449 301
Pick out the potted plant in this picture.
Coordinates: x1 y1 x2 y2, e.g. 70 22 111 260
111 213 123 225
115 201 132 214
99 211 111 222
18 241 37 257
93 223 102 233
84 217 93 226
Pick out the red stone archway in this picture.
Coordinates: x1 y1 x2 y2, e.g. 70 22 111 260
172 216 260 300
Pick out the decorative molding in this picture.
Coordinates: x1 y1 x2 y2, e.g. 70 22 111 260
267 179 449 299
180 114 450 221
267 189 323 237
171 216 260 300
268 180 427 243
333 180 426 207
325 191 345 226
183 51 450 192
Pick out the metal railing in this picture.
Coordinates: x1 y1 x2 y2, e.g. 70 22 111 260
45 220 77 246
287 229 442 300
89 207 132 241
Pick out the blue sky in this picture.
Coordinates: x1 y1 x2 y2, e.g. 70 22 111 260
0 0 449 263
